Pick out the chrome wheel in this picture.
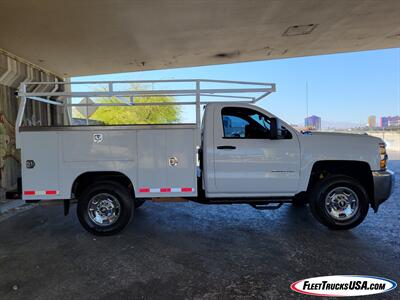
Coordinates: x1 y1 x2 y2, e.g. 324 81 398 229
88 193 121 226
324 187 359 221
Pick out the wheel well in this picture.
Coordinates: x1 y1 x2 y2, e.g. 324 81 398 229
307 160 374 202
71 172 134 199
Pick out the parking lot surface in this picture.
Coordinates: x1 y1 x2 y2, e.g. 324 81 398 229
0 161 399 299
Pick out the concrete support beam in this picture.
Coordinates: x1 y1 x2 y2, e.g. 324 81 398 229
0 50 63 198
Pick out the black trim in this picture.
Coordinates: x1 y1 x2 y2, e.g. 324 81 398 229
64 200 70 216
187 196 293 205
371 170 394 212
249 203 284 210
222 137 272 140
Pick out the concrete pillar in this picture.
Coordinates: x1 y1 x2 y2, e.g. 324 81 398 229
0 50 64 200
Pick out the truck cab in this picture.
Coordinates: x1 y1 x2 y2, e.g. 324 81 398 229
202 103 393 209
202 103 300 198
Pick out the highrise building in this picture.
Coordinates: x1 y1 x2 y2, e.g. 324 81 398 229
380 116 400 128
305 115 321 130
380 116 389 128
367 115 376 128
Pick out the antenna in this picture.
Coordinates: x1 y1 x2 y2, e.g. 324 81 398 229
306 81 309 118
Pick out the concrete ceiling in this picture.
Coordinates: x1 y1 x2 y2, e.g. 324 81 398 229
0 0 399 77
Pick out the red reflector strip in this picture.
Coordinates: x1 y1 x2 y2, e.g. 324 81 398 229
45 190 58 195
138 187 194 193
24 190 59 196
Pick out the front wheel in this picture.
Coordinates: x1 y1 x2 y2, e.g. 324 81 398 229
77 181 133 235
309 175 369 230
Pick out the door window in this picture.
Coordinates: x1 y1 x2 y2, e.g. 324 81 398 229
222 107 271 139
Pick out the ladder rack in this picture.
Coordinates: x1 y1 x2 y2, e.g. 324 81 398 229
16 79 276 146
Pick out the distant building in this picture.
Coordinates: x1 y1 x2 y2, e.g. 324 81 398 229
380 116 400 128
388 116 400 127
367 115 376 128
305 115 321 130
380 116 388 128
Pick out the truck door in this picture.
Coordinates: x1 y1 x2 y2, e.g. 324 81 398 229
212 106 300 196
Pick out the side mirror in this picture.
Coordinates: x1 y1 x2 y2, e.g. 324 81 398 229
270 117 280 140
270 118 292 140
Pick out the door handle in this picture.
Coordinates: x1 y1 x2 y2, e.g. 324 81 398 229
217 145 236 150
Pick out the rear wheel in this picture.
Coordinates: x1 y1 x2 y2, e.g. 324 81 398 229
77 181 133 235
309 175 369 230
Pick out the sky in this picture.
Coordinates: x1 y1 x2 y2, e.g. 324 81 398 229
73 48 400 127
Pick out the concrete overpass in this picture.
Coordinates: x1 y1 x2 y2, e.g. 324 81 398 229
1 0 400 76
0 0 400 193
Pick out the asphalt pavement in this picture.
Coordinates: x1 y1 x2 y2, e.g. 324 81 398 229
0 161 399 299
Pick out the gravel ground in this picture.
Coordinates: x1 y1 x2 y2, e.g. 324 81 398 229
0 161 398 300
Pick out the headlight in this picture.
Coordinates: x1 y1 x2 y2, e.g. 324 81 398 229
379 143 387 170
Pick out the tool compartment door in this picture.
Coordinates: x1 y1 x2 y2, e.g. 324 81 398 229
136 128 197 197
21 132 60 200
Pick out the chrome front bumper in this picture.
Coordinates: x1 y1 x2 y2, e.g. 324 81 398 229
372 170 395 211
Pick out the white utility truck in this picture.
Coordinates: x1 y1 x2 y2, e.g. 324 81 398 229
12 80 394 235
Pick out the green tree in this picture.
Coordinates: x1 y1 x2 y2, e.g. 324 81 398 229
74 85 181 125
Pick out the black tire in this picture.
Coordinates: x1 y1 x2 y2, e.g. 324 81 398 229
309 175 369 230
77 181 133 236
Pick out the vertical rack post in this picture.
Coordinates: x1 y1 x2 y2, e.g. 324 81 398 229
195 80 201 146
85 97 89 126
63 79 73 125
195 80 200 129
15 83 27 149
